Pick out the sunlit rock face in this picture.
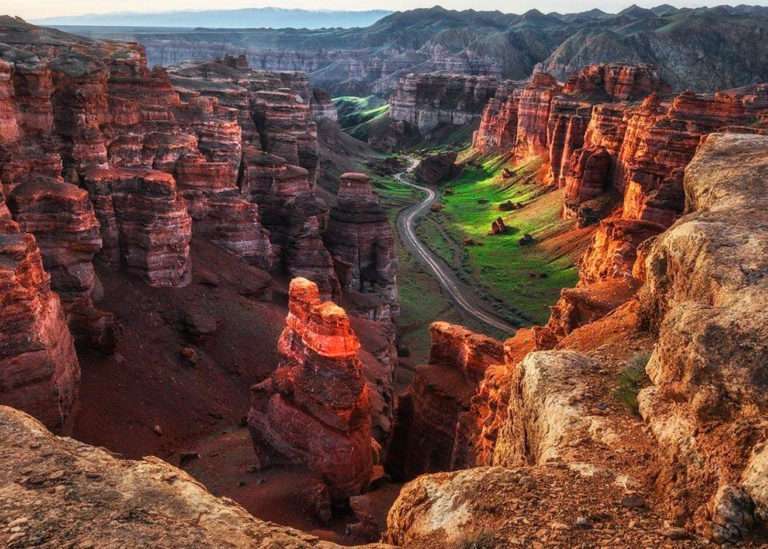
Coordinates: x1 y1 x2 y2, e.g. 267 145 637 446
513 72 561 159
7 177 114 350
248 277 373 500
472 81 520 154
562 63 668 101
386 322 503 480
390 72 499 133
325 172 397 321
0 229 80 432
637 133 768 542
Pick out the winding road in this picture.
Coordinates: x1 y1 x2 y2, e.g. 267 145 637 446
394 160 516 334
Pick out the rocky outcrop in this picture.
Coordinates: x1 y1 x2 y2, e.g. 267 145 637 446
563 63 668 101
387 322 503 480
252 89 319 180
413 151 459 185
7 177 114 349
513 72 561 159
248 278 373 501
637 133 768 542
617 91 751 228
325 173 397 320
545 98 592 185
389 73 498 133
471 81 520 154
81 168 192 287
0 230 80 432
0 405 350 548
385 465 686 548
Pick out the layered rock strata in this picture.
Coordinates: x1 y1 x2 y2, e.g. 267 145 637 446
7 177 114 350
82 168 192 287
325 173 397 320
0 229 80 431
471 81 520 154
248 278 373 500
387 322 503 480
389 73 499 133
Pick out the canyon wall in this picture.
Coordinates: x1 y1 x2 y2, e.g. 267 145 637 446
385 131 768 546
0 21 397 433
389 73 499 134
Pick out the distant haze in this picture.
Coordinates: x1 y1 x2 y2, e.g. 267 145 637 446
32 8 392 29
15 1 768 24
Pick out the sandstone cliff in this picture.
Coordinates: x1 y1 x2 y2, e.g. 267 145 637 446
248 278 373 501
325 172 398 321
389 73 498 134
385 131 768 544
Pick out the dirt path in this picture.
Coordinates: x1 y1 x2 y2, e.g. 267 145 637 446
394 159 516 334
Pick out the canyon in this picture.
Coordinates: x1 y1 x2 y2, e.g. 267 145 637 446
55 5 768 97
1 10 768 549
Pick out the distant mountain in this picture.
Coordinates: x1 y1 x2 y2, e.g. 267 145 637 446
32 8 391 29
39 4 768 94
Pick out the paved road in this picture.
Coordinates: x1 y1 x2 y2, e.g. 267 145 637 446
394 161 516 334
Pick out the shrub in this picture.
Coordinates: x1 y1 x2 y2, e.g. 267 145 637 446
614 351 652 415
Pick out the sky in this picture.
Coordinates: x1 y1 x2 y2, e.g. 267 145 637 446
7 0 768 21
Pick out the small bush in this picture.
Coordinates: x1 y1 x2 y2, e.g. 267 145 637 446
614 351 652 415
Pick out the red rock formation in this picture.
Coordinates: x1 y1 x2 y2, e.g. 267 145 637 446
195 190 274 270
618 91 750 227
390 73 499 133
325 173 397 320
241 152 339 298
0 229 80 431
413 151 459 185
563 63 668 101
513 72 561 159
7 177 114 349
248 277 372 500
472 81 519 154
252 89 318 179
579 217 665 285
387 322 503 480
0 59 20 144
82 168 192 287
545 99 591 185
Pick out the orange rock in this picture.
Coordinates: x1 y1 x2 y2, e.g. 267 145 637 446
248 278 372 501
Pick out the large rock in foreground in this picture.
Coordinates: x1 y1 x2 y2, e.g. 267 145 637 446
385 466 694 548
638 133 768 542
248 277 373 501
0 405 347 548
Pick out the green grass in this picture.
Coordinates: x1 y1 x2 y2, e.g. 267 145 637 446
371 169 493 367
431 155 579 324
614 351 652 415
333 95 391 140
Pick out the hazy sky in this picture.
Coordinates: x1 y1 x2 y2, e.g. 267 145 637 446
8 0 768 20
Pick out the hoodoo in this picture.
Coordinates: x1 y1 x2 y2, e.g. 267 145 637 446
326 172 398 321
248 277 373 500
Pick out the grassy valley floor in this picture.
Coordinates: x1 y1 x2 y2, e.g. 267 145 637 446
421 155 592 325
